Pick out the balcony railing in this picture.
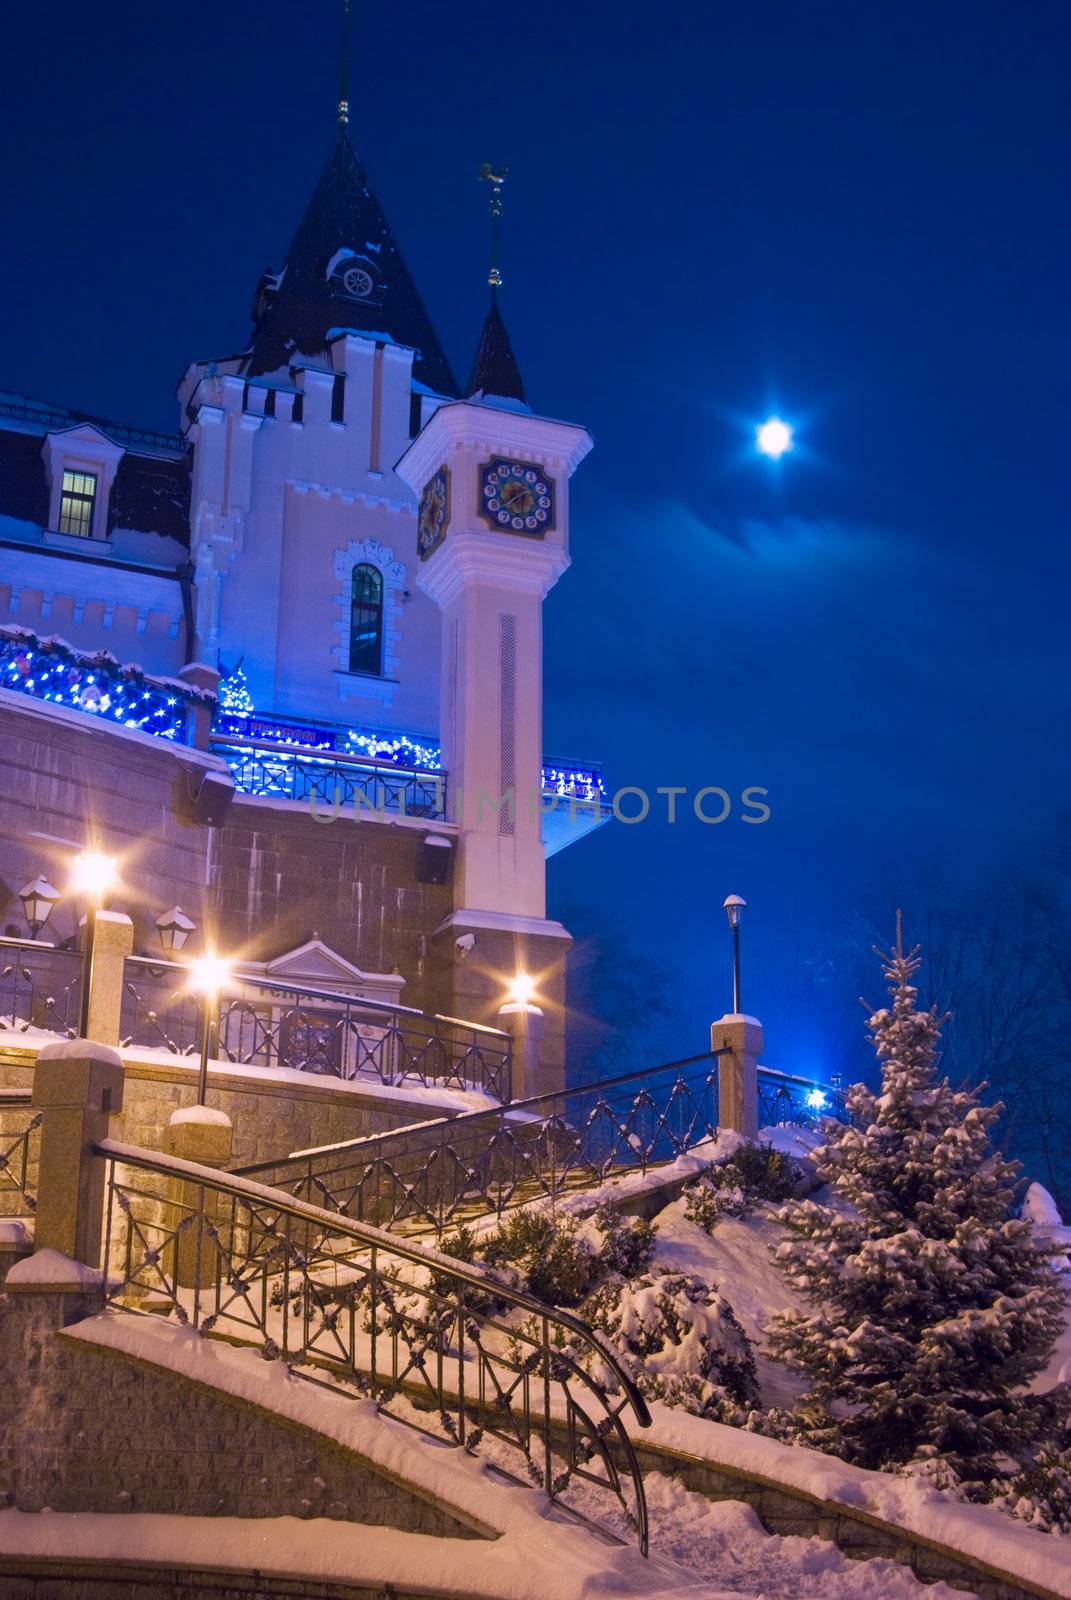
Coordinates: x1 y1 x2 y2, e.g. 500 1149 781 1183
120 958 513 1103
757 1066 848 1127
0 1091 41 1219
210 735 448 820
0 935 82 1038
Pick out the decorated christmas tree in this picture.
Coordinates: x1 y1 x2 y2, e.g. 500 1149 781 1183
766 922 1068 1488
218 659 254 718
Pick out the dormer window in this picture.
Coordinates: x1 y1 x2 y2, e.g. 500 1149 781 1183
58 470 98 538
42 424 124 545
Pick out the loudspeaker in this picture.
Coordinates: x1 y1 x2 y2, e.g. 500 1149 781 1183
190 768 235 826
417 833 453 885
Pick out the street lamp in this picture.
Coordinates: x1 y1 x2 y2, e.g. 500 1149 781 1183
156 906 196 954
186 953 232 1105
71 850 119 1038
723 894 746 1014
18 876 61 940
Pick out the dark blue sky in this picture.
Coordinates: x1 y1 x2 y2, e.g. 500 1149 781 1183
4 0 1068 1078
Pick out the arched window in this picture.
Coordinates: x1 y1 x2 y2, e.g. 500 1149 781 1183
349 563 384 675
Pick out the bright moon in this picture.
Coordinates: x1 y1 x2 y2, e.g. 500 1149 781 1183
756 417 793 459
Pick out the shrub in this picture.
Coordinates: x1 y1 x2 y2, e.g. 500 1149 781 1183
995 1443 1071 1535
481 1209 597 1307
684 1141 805 1232
590 1202 657 1279
583 1269 759 1421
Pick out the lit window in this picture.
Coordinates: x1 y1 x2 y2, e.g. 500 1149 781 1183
58 469 98 538
349 564 383 675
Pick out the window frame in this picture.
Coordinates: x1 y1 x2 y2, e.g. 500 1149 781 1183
348 562 384 676
57 469 99 539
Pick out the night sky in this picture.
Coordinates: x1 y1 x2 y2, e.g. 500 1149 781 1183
3 2 1068 1092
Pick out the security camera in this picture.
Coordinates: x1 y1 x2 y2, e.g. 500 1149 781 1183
455 932 476 956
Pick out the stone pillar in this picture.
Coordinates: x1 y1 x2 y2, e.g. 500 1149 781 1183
712 1013 762 1139
497 1001 547 1103
78 910 134 1047
31 1041 125 1269
163 1106 234 1290
178 660 221 750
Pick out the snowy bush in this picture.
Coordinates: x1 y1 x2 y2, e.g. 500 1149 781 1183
589 1202 657 1279
995 1440 1071 1535
583 1269 759 1422
684 1141 806 1232
475 1202 656 1307
480 1210 599 1306
765 934 1069 1485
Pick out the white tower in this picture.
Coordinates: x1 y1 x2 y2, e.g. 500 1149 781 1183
396 292 592 1087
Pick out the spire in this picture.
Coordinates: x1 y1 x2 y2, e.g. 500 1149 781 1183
466 165 528 408
466 295 528 407
243 128 456 394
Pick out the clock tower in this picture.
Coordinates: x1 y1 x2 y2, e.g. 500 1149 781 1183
396 294 592 1089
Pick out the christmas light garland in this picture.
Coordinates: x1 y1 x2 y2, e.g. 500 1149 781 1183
0 626 210 742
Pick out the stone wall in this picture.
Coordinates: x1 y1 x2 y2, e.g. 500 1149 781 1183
213 797 453 1012
0 698 453 1017
0 1286 481 1539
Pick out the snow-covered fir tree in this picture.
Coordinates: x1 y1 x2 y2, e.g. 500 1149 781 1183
766 929 1068 1487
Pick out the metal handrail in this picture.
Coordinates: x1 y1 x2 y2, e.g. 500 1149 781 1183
98 1135 646 1409
209 731 443 781
238 1048 721 1177
98 1136 651 1551
124 956 509 1039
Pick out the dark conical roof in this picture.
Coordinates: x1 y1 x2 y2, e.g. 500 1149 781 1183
465 294 528 407
243 130 456 395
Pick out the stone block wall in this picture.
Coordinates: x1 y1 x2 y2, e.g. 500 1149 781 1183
0 1287 481 1538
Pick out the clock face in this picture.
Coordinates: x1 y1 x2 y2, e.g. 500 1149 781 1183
417 466 450 560
478 457 555 536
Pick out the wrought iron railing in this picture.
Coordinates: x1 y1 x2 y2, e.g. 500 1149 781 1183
120 958 513 1103
0 935 82 1038
757 1066 848 1128
98 1138 650 1552
237 1052 723 1236
0 1093 42 1217
210 736 448 820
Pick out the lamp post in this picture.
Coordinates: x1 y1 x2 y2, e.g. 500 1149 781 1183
723 894 746 1014
187 954 231 1106
18 876 61 940
71 850 119 1038
156 906 196 954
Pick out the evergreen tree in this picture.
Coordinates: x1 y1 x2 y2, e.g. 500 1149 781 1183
766 929 1068 1486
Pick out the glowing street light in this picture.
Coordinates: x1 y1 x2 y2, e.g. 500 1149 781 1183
805 1088 828 1112
71 849 119 1039
756 417 793 460
186 952 233 1106
507 972 536 1007
18 876 61 940
71 850 119 901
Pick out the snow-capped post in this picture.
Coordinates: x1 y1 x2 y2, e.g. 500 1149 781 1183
178 660 220 750
78 910 134 1047
712 1014 761 1138
164 1104 234 1289
497 994 546 1102
31 1039 125 1269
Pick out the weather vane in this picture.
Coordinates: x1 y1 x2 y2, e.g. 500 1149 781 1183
338 0 351 127
479 163 509 289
